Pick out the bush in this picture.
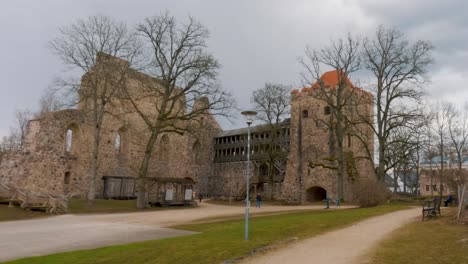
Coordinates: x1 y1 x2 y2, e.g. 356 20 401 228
353 178 388 207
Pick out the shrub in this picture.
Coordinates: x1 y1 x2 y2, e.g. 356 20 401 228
353 177 388 207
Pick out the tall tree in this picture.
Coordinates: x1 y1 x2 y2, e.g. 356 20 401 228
300 34 362 200
431 101 452 196
50 15 140 204
446 102 468 219
251 83 290 199
125 14 234 209
361 26 433 181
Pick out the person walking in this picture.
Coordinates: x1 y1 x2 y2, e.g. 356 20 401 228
198 192 203 203
256 193 262 208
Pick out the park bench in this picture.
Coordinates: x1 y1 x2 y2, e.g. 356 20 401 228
422 197 441 221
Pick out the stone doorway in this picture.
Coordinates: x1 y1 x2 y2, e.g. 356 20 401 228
306 186 327 202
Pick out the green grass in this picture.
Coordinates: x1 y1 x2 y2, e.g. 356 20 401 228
367 208 468 264
5 204 409 264
0 204 47 222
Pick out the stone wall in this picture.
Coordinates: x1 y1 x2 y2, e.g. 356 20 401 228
0 55 221 199
281 85 374 203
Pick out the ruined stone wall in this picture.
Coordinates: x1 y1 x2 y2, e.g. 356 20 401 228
0 55 222 199
0 109 91 196
210 161 254 199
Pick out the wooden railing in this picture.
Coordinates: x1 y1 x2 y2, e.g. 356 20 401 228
2 179 68 214
0 181 12 197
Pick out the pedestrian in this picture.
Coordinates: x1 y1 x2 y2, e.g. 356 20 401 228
444 193 453 207
256 193 262 208
198 192 203 203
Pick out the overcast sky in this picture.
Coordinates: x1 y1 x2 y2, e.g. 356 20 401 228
1 0 468 138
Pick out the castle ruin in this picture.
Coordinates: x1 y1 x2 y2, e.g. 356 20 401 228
0 54 374 204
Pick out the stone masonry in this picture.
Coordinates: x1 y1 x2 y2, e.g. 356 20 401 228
0 54 374 204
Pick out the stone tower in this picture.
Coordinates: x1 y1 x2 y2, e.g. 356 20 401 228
281 70 374 203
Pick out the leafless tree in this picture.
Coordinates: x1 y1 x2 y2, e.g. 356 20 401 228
35 86 67 117
446 102 468 219
361 25 433 182
429 101 453 198
49 15 140 204
300 34 362 200
251 83 290 199
124 14 234 209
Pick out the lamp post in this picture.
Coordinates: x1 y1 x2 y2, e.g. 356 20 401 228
241 110 257 240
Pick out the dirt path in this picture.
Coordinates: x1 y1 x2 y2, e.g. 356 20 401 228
0 202 352 262
241 207 421 264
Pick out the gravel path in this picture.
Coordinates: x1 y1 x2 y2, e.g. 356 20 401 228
0 202 351 262
241 207 421 264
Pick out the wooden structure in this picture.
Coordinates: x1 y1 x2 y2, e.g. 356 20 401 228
101 176 196 206
102 176 136 199
0 181 68 214
213 119 290 195
147 177 196 206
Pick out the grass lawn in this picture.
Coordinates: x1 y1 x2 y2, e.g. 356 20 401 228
205 199 324 206
367 208 468 264
0 204 47 222
5 204 409 264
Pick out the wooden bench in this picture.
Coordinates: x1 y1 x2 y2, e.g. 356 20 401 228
422 198 441 221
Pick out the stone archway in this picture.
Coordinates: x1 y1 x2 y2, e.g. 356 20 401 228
306 186 327 202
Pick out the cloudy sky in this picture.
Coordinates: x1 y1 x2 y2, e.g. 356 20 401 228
1 0 468 138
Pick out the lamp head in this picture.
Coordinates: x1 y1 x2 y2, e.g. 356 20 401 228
241 110 257 125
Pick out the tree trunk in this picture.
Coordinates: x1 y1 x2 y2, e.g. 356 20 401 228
457 184 465 220
87 124 101 204
136 130 159 209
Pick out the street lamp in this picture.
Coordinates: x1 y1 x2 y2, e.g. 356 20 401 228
241 110 257 240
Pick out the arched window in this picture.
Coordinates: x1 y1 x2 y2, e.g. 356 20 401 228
65 129 73 153
65 124 80 154
302 110 309 118
159 134 170 161
192 140 201 165
324 106 331 115
115 133 121 152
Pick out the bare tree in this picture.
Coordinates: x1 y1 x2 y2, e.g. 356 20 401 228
361 26 433 181
300 34 362 200
429 101 453 198
124 14 234 209
50 15 140 204
446 102 468 219
15 109 32 149
35 86 66 117
251 83 290 199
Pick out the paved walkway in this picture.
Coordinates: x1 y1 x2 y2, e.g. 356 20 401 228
0 202 351 262
241 207 421 264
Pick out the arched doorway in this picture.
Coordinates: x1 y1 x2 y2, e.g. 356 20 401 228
306 186 327 202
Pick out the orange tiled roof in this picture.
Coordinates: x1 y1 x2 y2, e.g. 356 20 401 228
312 70 355 89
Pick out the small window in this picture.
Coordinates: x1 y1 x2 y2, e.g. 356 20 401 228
64 172 71 184
440 184 444 192
302 110 309 118
432 185 437 191
324 106 331 115
425 185 429 191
